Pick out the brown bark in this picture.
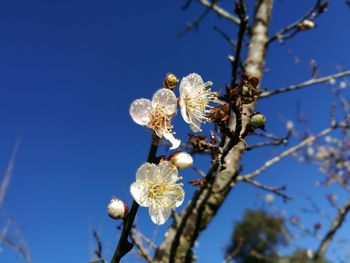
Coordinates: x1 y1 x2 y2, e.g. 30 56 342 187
154 1 274 262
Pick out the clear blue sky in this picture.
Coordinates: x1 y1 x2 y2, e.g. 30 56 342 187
0 0 349 262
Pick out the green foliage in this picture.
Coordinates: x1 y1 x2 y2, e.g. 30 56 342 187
226 210 289 263
225 210 330 263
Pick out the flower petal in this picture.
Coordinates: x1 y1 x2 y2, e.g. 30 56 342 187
130 99 152 126
136 162 157 182
156 161 178 183
130 181 150 207
175 187 185 207
149 204 171 225
179 73 204 95
152 89 177 115
163 131 181 150
179 97 191 124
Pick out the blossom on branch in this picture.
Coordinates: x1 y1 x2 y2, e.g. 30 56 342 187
179 73 217 132
130 161 185 225
130 88 180 149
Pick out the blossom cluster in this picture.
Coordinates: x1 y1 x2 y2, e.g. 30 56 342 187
109 73 217 225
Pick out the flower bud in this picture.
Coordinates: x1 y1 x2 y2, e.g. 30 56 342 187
264 194 274 203
168 151 193 170
286 121 294 131
107 197 128 219
250 113 266 128
299 20 315 30
163 73 179 89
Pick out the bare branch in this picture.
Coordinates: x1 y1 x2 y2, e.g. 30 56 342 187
241 177 292 200
198 0 240 25
239 124 338 181
268 0 328 44
90 231 106 263
213 26 236 48
260 70 350 99
111 134 160 263
313 199 350 260
0 138 21 207
130 230 154 263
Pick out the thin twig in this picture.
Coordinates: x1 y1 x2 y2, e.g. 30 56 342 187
239 124 339 181
213 26 236 48
260 70 350 99
198 0 240 25
178 0 220 37
130 230 154 263
0 138 21 207
242 177 292 200
268 0 328 44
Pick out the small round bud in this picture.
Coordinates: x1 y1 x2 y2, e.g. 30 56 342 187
339 81 347 89
286 121 294 131
168 151 193 170
299 20 315 30
242 85 250 96
107 197 128 219
250 113 266 128
264 194 274 203
163 73 179 89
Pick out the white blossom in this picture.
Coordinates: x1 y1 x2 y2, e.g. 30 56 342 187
130 161 185 225
179 73 216 132
130 88 180 150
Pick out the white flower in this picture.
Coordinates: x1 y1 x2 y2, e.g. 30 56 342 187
130 88 180 150
179 73 216 132
130 161 185 225
107 197 128 219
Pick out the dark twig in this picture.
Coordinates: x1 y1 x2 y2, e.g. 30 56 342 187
92 230 105 263
178 0 219 37
111 133 160 263
268 0 328 44
241 177 292 200
213 26 236 48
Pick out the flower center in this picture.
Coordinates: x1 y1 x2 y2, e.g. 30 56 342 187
146 178 183 208
148 106 173 134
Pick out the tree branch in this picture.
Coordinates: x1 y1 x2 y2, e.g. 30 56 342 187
198 0 240 25
241 177 292 200
260 70 350 99
313 199 350 260
239 124 338 181
268 0 328 44
130 230 154 263
111 133 160 263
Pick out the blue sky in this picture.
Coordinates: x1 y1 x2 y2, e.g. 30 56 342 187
0 0 349 262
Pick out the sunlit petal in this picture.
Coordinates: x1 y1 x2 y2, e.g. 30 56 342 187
136 162 157 181
149 204 171 225
157 161 178 183
163 131 181 150
130 99 152 126
152 89 177 115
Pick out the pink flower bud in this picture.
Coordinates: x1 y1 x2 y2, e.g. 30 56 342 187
107 197 128 219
